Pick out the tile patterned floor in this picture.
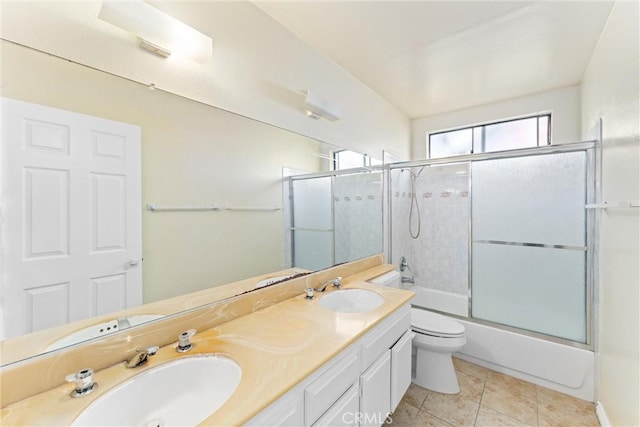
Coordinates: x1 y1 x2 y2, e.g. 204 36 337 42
389 357 600 427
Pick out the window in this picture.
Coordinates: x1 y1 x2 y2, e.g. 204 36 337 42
333 150 381 170
428 114 551 159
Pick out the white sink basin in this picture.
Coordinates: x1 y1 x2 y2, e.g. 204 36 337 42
319 289 384 313
71 355 241 426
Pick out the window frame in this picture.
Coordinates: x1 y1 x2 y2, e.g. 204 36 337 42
427 113 551 159
332 150 381 170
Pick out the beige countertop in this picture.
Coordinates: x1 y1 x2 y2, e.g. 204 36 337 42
1 270 413 426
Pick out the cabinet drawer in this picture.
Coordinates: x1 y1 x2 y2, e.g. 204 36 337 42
312 383 359 427
246 389 303 426
305 348 360 425
361 304 411 369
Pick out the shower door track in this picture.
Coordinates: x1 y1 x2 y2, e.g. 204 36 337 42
388 140 596 170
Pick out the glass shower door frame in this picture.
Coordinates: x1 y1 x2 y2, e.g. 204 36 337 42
289 166 386 271
387 141 599 349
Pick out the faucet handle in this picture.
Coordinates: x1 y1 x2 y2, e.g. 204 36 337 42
333 277 343 288
305 288 315 299
177 329 196 353
65 368 98 398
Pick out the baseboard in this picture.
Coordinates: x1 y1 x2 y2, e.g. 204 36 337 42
596 401 610 427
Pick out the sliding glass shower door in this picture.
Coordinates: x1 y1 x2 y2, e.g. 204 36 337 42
291 177 333 271
389 142 595 346
471 152 588 343
290 171 384 271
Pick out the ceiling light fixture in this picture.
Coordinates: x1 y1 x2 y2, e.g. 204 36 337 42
304 90 340 122
139 38 171 58
98 0 213 64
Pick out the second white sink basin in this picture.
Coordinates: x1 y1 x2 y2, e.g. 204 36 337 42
319 289 384 313
71 355 241 426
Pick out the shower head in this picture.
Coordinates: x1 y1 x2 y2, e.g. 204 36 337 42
412 166 426 179
399 166 425 179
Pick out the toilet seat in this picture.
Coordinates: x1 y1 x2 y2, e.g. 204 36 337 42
411 308 465 338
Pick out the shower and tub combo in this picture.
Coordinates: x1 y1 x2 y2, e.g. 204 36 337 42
287 141 598 401
389 142 597 400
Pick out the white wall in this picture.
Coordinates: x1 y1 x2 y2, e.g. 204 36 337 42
581 1 640 425
0 1 410 160
411 85 581 159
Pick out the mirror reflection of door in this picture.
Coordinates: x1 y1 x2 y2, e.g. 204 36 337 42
1 98 142 339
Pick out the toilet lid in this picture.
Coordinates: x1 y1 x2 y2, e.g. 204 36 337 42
411 308 465 337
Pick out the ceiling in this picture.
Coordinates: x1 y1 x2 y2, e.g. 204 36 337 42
254 1 614 118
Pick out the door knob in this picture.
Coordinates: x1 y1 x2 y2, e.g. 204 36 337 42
124 259 140 269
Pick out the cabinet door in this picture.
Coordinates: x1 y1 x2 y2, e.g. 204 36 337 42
360 351 391 427
391 330 415 411
312 383 359 427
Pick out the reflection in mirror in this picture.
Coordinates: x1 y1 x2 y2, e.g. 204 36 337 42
288 170 384 271
0 40 385 366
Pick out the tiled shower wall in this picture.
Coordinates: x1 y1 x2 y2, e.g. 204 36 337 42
334 172 383 264
390 164 470 297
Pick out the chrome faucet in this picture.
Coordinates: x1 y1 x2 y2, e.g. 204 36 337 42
399 256 415 285
125 345 159 368
65 368 98 397
400 256 409 272
315 277 342 292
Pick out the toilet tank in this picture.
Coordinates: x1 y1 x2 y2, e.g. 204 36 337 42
369 270 402 288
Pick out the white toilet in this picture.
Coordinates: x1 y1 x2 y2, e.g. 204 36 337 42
369 271 467 394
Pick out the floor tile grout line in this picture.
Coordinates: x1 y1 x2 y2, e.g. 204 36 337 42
418 389 429 412
419 406 456 427
535 384 540 427
473 374 488 426
476 371 541 426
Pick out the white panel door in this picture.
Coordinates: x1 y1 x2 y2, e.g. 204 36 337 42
1 97 142 339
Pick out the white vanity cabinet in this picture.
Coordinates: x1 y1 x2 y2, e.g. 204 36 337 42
246 304 411 427
358 303 414 426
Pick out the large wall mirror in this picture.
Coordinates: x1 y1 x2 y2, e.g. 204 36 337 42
0 40 384 366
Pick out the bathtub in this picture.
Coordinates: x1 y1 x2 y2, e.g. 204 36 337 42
408 285 595 402
406 285 468 316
